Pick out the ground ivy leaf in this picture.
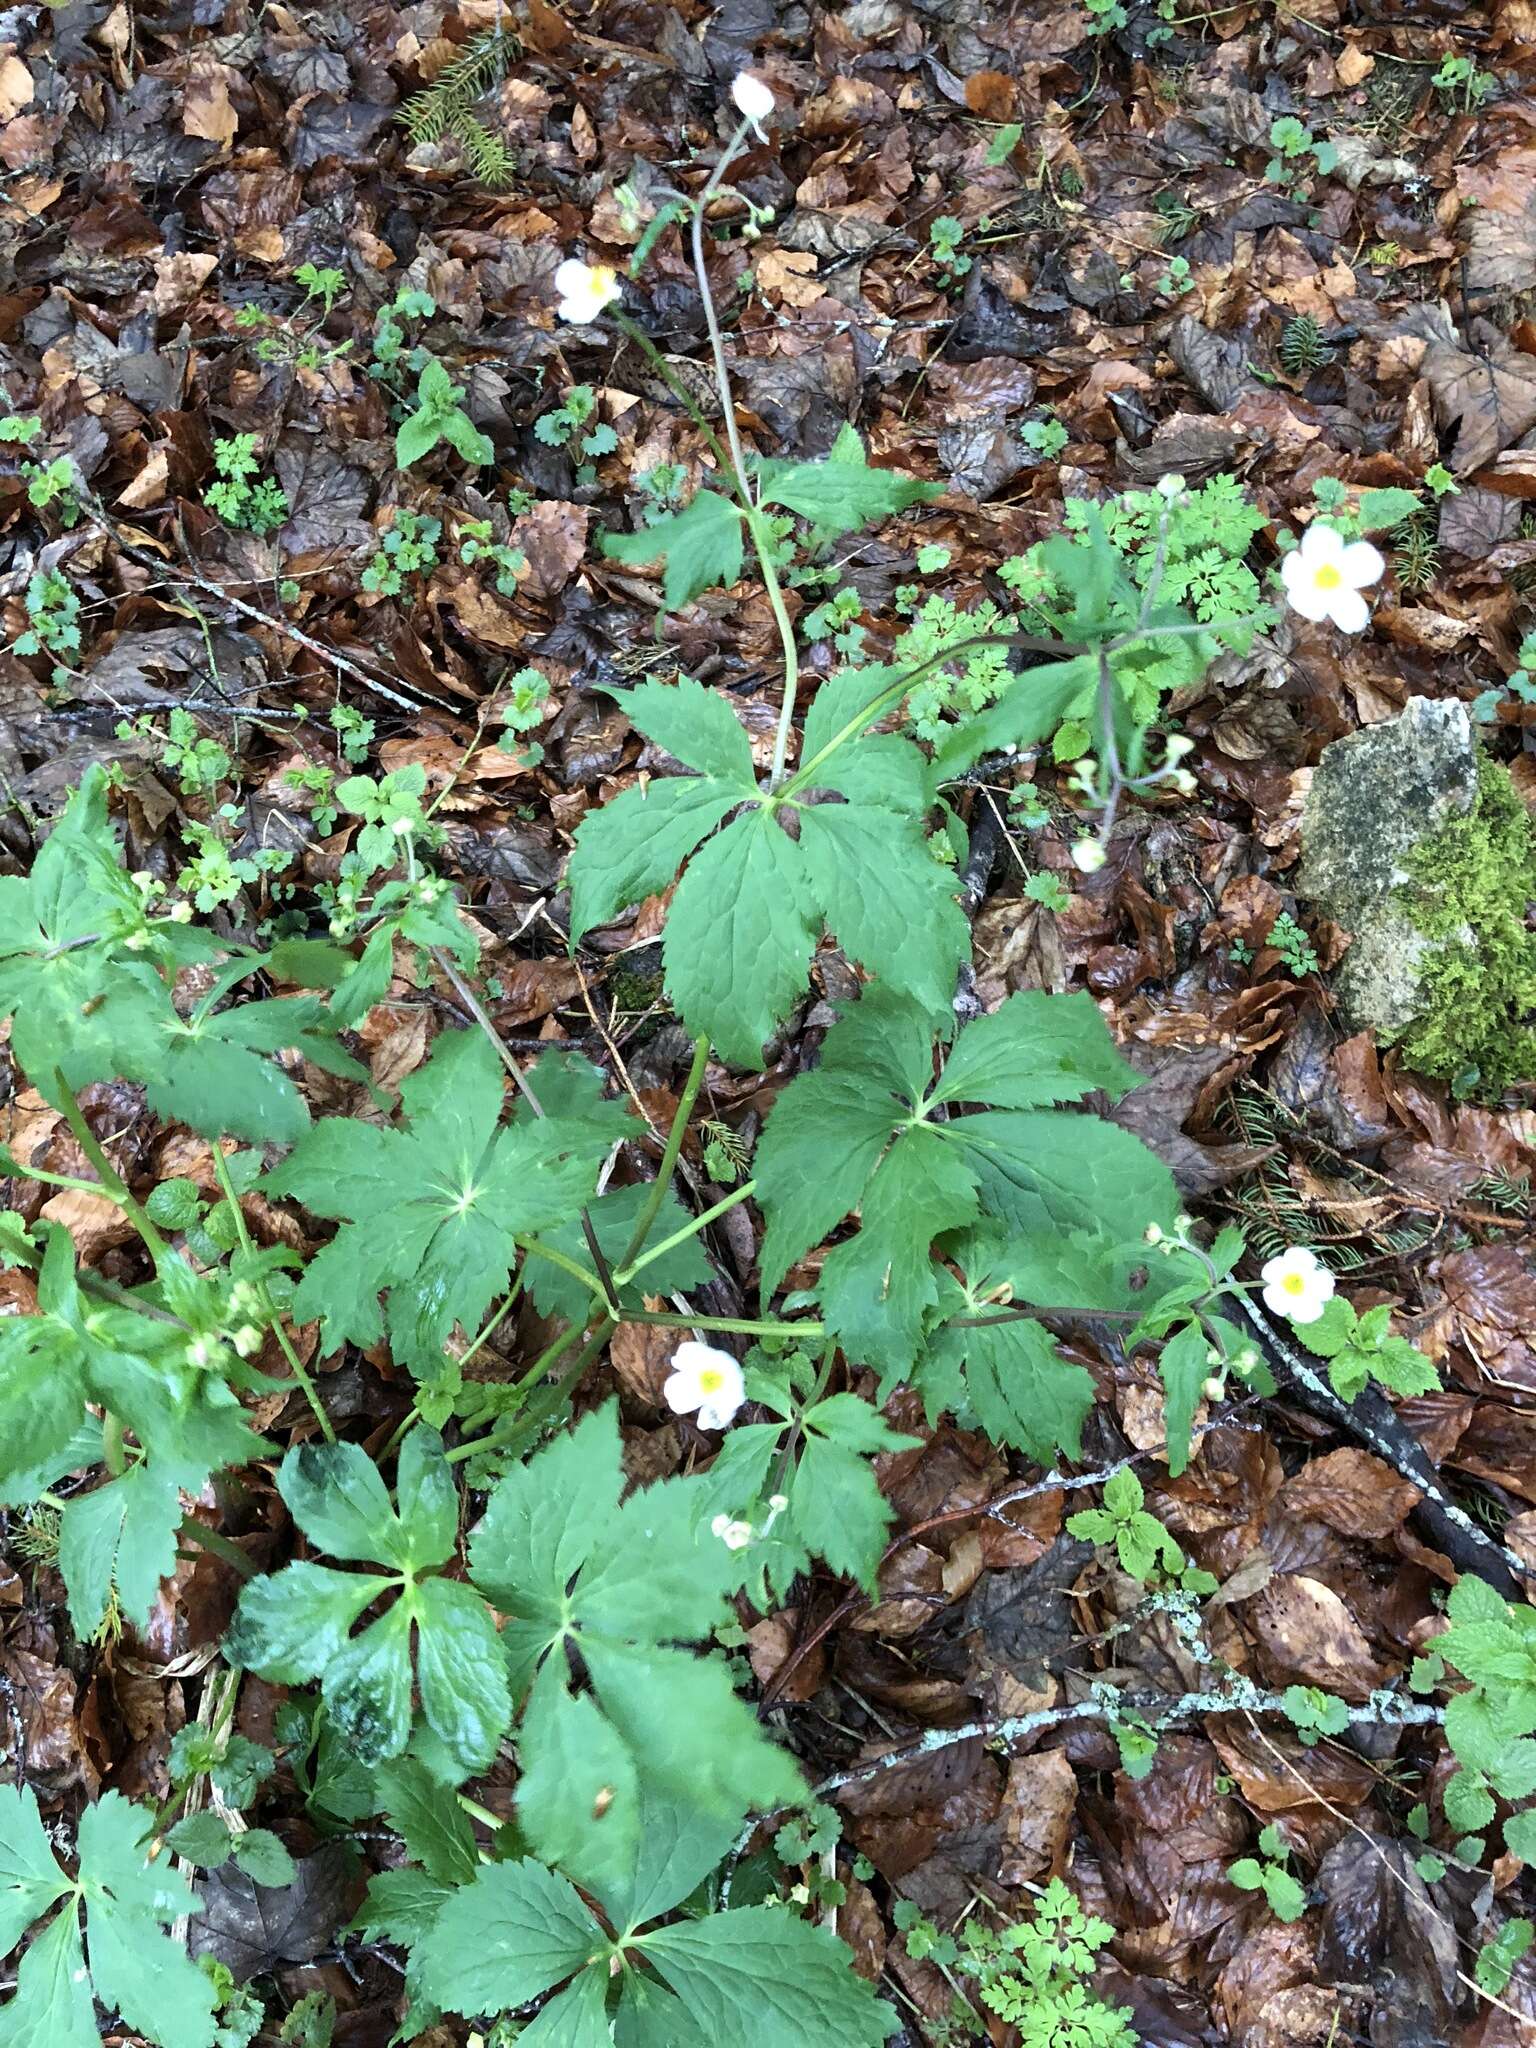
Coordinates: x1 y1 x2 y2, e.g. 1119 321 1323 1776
415 1858 600 2017
601 488 745 608
641 1905 898 2047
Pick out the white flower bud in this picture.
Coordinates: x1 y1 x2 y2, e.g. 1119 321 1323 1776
1070 839 1106 874
731 71 776 125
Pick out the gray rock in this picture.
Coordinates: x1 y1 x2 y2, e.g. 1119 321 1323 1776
1297 696 1479 1040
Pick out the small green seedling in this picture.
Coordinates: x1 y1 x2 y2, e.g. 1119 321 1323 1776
1229 1825 1307 1921
205 435 288 536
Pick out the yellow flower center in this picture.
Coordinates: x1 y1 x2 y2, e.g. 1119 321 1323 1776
698 1367 724 1393
1313 563 1342 590
590 265 618 296
1281 1272 1306 1295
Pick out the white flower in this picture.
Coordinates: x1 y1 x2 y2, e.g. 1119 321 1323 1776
1280 523 1384 633
1260 1246 1336 1325
711 1513 754 1550
553 257 622 327
1156 473 1186 499
1070 838 1106 873
664 1339 746 1429
731 71 775 128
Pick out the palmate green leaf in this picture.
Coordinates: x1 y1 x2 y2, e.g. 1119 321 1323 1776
268 1028 616 1375
226 1431 510 1776
602 489 746 608
57 1463 181 1638
757 424 940 537
920 1238 1095 1463
468 1404 803 1891
0 1789 216 2048
568 674 968 1067
754 988 1174 1373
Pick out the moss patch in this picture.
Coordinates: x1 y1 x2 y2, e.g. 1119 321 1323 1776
1396 756 1536 1094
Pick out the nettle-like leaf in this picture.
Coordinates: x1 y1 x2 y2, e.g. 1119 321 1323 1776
0 1224 266 1634
411 1792 897 2045
266 1030 620 1377
0 1783 217 2048
567 675 969 1066
467 1402 804 1897
599 426 938 610
753 987 1178 1384
226 1429 509 1776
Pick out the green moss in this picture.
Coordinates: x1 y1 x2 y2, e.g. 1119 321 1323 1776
1397 757 1536 1095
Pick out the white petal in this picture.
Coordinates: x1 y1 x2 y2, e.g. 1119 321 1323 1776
1338 540 1385 590
731 71 775 121
1299 522 1346 565
554 258 591 296
1326 586 1371 634
1285 575 1333 624
1287 1293 1329 1324
663 1368 700 1415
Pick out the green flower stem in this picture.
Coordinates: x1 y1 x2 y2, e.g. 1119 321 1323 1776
519 1236 609 1299
682 117 804 789
52 1069 169 1266
442 1316 604 1465
780 628 1079 800
625 1308 825 1339
447 1317 617 1466
175 1514 257 1580
455 1794 505 1831
102 1409 126 1477
618 1034 711 1270
609 313 733 476
212 1149 336 1445
615 1181 756 1288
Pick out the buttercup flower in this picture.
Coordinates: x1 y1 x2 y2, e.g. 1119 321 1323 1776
731 71 775 129
711 1514 754 1550
1260 1246 1335 1325
553 257 622 327
664 1339 746 1430
1281 523 1384 633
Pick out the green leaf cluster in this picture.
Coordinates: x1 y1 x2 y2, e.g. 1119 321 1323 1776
568 675 969 1065
1290 1295 1438 1402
